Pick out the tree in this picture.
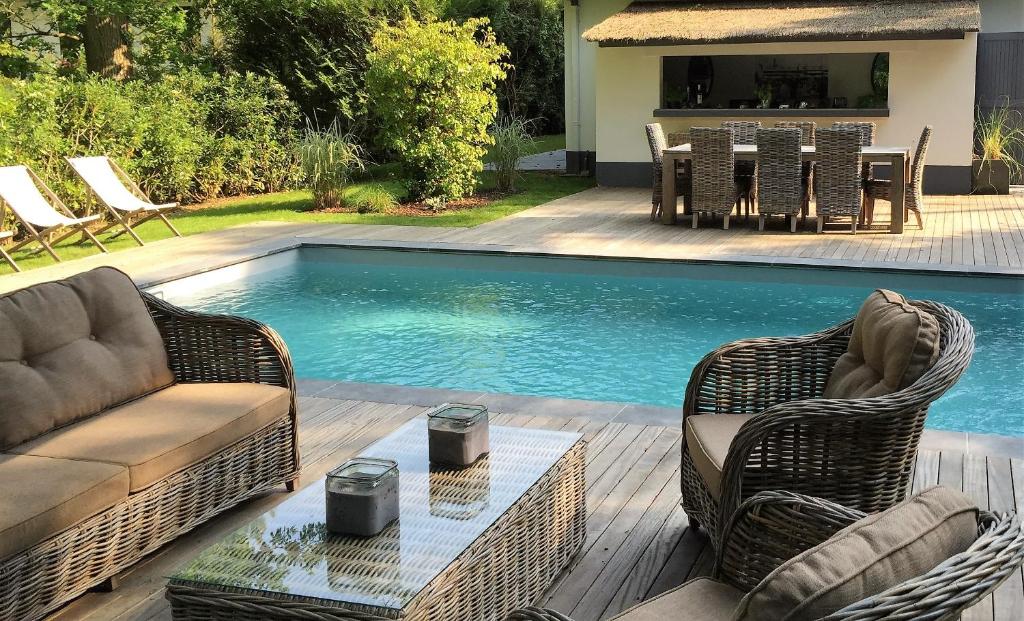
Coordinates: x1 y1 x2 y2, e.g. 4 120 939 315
0 0 205 78
366 17 507 201
216 0 437 138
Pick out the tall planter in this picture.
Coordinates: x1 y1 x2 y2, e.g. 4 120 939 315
972 158 1011 195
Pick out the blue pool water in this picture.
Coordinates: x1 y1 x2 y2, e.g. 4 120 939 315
161 248 1024 436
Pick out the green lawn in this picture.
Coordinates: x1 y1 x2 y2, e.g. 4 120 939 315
0 170 593 275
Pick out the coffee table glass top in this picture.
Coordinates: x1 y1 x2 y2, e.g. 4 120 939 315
170 419 583 613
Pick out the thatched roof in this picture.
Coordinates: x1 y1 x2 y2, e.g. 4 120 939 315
583 1 981 46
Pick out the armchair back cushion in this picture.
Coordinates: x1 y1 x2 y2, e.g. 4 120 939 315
0 267 175 449
823 289 940 399
732 486 978 621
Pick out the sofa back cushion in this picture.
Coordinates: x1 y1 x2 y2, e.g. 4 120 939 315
732 486 979 621
0 267 175 449
823 289 941 399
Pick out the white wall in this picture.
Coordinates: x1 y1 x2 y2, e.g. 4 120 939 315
980 0 1024 32
594 37 979 169
564 0 630 155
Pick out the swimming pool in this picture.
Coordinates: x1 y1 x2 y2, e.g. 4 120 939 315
157 247 1024 437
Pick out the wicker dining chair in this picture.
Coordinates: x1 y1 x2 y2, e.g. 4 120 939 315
863 125 932 229
691 127 743 229
832 121 875 178
646 123 692 221
814 128 863 233
775 121 816 219
721 121 761 218
679 290 974 547
509 489 1022 621
755 128 804 232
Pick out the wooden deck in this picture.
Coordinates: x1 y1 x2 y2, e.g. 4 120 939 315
2 189 1022 296
49 392 1024 621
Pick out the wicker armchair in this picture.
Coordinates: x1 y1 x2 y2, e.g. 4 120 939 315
775 121 816 220
645 123 691 221
814 128 864 233
755 128 804 232
509 490 1022 621
721 121 761 218
864 125 932 229
680 297 974 546
690 127 743 229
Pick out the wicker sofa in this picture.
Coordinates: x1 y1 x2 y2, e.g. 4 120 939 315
510 487 1024 621
0 266 299 621
679 289 974 546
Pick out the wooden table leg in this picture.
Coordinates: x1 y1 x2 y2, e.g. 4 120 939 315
889 152 906 234
662 154 677 225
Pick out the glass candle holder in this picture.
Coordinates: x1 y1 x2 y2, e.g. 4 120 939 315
325 458 399 537
427 403 489 468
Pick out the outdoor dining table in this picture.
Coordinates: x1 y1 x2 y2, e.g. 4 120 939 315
661 143 913 233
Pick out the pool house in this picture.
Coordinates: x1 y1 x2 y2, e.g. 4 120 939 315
563 0 1017 194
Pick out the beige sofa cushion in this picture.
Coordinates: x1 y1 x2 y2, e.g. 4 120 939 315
611 577 742 621
0 453 129 561
0 267 175 449
733 486 978 621
11 383 290 492
823 289 940 399
684 414 752 499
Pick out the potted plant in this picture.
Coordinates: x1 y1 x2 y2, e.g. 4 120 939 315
973 100 1023 194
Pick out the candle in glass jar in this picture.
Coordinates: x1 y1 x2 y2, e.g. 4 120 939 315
427 403 489 468
325 458 399 537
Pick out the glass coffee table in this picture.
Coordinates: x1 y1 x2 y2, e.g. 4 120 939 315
166 419 586 620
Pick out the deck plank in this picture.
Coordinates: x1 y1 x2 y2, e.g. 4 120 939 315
44 394 1022 621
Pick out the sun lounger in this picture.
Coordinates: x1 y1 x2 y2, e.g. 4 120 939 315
0 230 18 272
66 156 181 245
0 166 105 262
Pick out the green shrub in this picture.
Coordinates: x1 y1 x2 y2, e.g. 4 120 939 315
351 185 398 214
171 70 302 198
0 71 301 212
490 115 535 192
299 119 365 210
366 17 507 201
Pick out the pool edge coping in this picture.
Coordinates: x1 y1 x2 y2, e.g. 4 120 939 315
136 237 1024 291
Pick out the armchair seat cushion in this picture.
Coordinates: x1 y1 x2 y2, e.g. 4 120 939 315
610 577 742 621
0 267 175 450
823 289 940 399
684 414 752 499
0 454 129 561
733 486 978 621
10 383 290 492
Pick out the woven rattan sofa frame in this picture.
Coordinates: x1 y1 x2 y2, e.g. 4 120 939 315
0 289 300 621
508 490 1023 621
679 298 974 547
